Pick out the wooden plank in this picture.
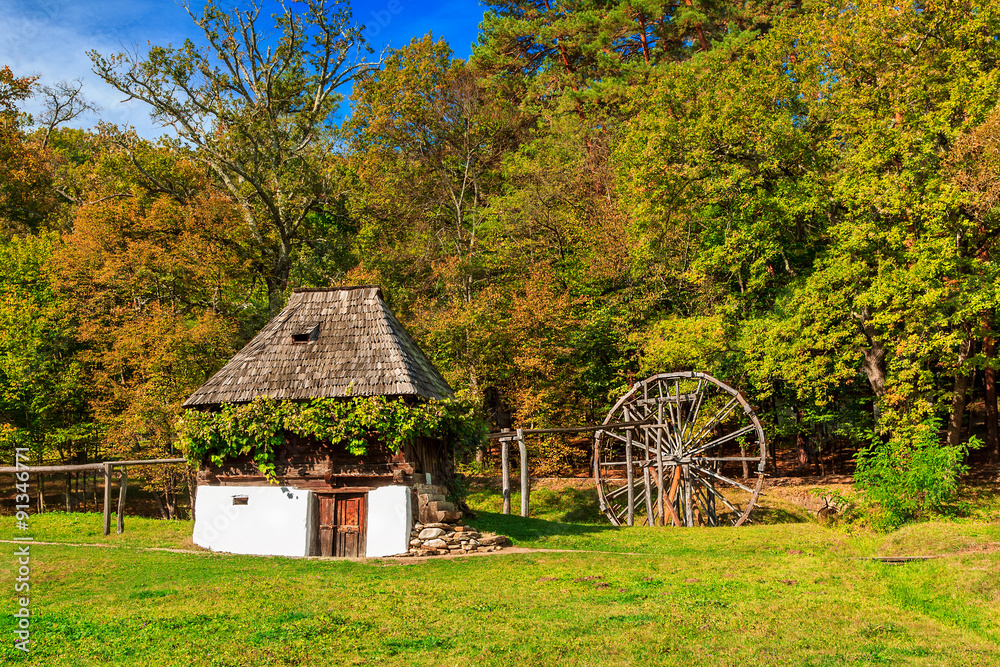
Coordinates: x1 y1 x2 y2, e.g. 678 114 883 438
318 495 334 557
487 419 651 439
655 417 665 526
666 466 683 527
634 393 699 405
683 464 693 527
643 466 654 526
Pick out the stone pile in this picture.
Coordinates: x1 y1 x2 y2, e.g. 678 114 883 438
406 522 511 556
403 481 511 557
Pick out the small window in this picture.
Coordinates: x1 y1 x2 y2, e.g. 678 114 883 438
232 496 249 506
291 324 319 345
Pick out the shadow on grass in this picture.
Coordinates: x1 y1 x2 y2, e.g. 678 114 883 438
468 511 615 544
751 505 811 524
528 486 605 523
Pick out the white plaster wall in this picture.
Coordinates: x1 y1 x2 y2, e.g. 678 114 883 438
193 486 313 557
365 486 411 557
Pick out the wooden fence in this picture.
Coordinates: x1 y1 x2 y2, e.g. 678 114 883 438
487 419 651 517
0 458 187 535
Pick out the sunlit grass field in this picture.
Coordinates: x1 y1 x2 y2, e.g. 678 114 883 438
3 483 999 666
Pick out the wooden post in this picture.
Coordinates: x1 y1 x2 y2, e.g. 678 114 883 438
707 476 716 526
625 430 635 526
517 428 528 518
667 466 683 527
655 426 665 526
683 464 693 527
37 473 45 514
102 463 112 536
501 429 511 515
643 467 654 526
116 466 127 535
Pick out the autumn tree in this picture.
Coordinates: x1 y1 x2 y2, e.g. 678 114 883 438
91 0 376 315
47 132 255 515
0 66 58 234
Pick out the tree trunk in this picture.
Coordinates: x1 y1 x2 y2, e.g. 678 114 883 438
795 408 812 469
769 388 780 472
796 432 811 469
947 337 974 447
153 491 169 520
985 331 999 462
165 476 178 520
853 309 887 426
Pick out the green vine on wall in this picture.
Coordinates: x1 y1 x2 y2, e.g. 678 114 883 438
176 395 486 480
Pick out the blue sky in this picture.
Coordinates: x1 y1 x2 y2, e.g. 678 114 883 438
0 0 486 137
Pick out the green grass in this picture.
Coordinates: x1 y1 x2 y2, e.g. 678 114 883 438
25 511 197 550
4 497 1000 665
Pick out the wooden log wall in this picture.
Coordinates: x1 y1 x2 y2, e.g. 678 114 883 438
197 434 448 494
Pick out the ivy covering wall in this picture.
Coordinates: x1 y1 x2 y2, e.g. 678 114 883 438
176 396 485 480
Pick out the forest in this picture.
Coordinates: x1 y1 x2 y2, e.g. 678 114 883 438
2 0 999 525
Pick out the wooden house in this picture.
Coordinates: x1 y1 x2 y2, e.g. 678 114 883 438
184 286 456 558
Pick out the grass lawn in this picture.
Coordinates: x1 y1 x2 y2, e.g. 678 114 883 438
3 485 999 666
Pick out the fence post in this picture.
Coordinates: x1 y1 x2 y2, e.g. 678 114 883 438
517 428 528 518
625 429 635 526
103 463 112 536
116 466 127 535
501 429 511 515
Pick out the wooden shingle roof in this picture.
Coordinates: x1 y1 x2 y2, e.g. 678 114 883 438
182 287 453 408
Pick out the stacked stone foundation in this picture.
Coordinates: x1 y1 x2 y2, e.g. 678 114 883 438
403 482 511 557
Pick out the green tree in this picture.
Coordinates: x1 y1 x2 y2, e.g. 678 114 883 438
0 234 92 473
91 0 375 315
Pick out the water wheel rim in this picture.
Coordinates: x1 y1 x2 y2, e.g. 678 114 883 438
594 372 767 527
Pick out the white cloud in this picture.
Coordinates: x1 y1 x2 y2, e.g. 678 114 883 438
0 0 199 138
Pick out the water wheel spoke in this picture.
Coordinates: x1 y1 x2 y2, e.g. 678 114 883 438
602 429 630 444
691 470 744 525
687 424 759 457
605 482 636 501
688 462 758 495
679 378 705 442
688 474 713 525
686 395 741 447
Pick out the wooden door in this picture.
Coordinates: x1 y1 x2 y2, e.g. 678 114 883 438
334 493 366 557
318 495 335 557
317 493 367 557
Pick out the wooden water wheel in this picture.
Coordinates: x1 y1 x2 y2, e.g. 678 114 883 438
594 372 767 527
